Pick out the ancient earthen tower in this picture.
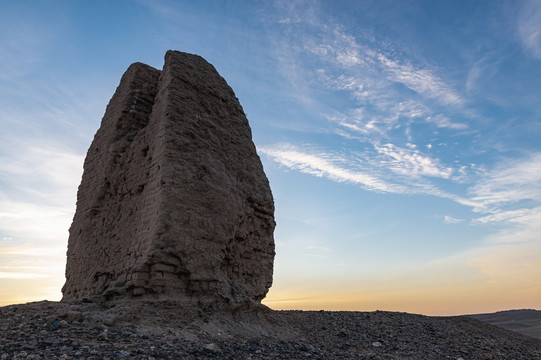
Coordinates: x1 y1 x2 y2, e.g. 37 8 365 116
62 51 275 309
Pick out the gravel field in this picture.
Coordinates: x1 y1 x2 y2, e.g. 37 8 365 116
1 300 540 359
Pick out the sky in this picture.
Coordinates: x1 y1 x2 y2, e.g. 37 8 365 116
1 0 540 316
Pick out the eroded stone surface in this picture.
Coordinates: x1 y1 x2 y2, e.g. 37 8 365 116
62 51 275 309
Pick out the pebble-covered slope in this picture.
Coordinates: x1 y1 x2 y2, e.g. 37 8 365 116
1 301 540 359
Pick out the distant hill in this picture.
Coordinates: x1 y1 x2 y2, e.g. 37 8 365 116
467 309 541 340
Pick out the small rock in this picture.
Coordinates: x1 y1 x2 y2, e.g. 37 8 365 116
98 331 108 340
67 311 83 322
81 298 93 303
103 318 114 326
22 343 36 350
372 341 382 347
205 343 221 352
44 337 60 345
45 314 58 322
47 320 60 331
117 350 130 357
70 305 80 311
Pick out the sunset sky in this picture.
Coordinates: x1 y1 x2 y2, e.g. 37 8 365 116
1 0 540 315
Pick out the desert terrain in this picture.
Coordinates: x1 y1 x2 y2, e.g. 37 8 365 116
1 300 540 359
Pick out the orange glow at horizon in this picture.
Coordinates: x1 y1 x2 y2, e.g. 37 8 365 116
2 241 540 315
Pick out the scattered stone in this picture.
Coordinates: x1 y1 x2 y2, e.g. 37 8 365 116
205 343 221 352
46 320 59 332
22 344 35 351
45 315 58 322
117 349 130 357
44 337 59 345
372 341 382 347
66 311 83 322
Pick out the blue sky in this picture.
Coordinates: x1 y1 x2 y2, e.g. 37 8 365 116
1 0 540 315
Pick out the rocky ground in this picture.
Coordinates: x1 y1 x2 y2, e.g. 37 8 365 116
1 300 540 359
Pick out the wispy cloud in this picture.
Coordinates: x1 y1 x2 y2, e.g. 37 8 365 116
425 114 467 130
465 54 503 94
375 143 453 179
475 208 538 224
307 28 366 68
326 100 431 140
517 0 541 59
0 272 55 279
272 6 471 162
375 53 463 106
326 108 389 137
260 143 480 210
264 3 541 234
0 145 83 207
262 144 541 233
470 152 541 210
463 153 541 245
0 20 54 81
0 144 82 268
444 215 464 224
303 23 464 107
260 144 405 193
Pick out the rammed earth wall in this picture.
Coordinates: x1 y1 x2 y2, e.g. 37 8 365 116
62 51 275 310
